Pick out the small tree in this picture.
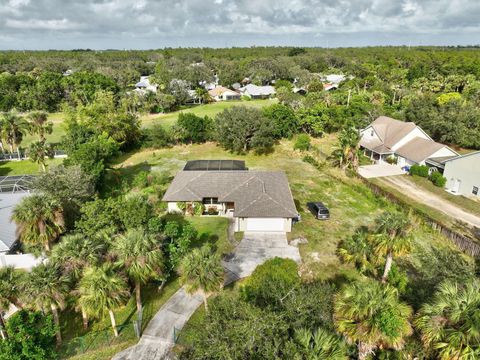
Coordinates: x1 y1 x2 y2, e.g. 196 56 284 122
77 264 130 337
293 134 311 151
11 193 65 252
0 310 57 360
173 112 213 144
373 210 413 282
27 111 53 142
263 103 299 139
334 279 413 359
180 244 224 312
215 106 275 153
24 263 70 344
27 140 54 172
329 126 361 171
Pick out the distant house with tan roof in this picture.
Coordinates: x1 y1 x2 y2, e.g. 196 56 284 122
208 86 241 101
360 116 458 168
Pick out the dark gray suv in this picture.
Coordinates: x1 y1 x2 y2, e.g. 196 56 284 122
307 202 330 220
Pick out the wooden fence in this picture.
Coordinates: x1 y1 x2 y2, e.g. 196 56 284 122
357 174 480 257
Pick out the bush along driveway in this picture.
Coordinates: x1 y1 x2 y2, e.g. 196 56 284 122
113 232 301 360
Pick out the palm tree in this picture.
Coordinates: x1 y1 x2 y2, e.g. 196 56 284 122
329 125 361 171
334 279 413 360
28 111 53 142
2 112 28 159
50 233 106 281
11 193 65 252
337 230 378 275
179 244 224 312
415 279 480 360
50 233 106 329
28 140 54 172
373 211 412 282
0 116 8 154
112 228 164 314
294 327 348 359
77 264 130 337
0 266 25 339
24 263 70 344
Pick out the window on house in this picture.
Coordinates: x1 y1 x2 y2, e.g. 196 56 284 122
473 186 478 196
370 130 374 137
203 197 219 205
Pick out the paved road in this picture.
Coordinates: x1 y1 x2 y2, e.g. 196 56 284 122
380 175 480 229
113 232 301 360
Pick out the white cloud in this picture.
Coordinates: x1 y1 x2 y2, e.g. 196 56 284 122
5 18 81 30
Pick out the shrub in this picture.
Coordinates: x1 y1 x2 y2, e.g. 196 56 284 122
193 202 204 216
385 155 397 165
409 164 429 177
207 206 218 215
176 202 186 213
241 257 300 308
294 134 311 151
302 155 325 170
429 171 447 187
141 124 172 148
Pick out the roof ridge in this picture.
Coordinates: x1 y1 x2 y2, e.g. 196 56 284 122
221 174 258 199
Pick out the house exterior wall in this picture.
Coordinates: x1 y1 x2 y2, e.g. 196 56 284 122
391 127 430 151
443 153 480 198
360 126 381 146
167 202 182 213
397 156 416 167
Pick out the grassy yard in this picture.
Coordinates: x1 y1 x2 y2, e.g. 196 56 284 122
0 158 63 176
59 216 229 360
110 135 405 280
140 99 276 129
22 112 67 147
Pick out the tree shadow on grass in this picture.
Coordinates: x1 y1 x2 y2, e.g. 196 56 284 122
0 165 13 176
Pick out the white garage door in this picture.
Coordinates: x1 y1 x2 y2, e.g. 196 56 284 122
246 218 285 232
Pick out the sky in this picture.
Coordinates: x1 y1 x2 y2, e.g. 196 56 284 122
0 0 479 50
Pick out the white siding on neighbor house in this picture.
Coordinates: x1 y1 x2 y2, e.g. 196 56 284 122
443 153 480 198
360 126 381 144
391 127 430 151
397 156 416 167
424 147 459 164
167 202 182 213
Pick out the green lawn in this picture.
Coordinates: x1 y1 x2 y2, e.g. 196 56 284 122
60 216 229 360
140 99 276 129
0 158 63 176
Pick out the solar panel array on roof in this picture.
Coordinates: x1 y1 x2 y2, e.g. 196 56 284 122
183 160 247 171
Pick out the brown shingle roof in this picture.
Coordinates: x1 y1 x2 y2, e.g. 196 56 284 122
162 170 297 218
208 86 237 97
396 137 446 163
371 116 418 148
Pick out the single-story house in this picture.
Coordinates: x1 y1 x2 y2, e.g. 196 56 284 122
134 76 158 94
208 86 241 101
162 161 298 232
360 116 458 168
443 151 480 198
239 84 276 99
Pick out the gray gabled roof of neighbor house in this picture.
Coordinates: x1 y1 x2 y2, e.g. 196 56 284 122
241 84 275 96
443 150 480 163
395 137 451 163
0 192 29 253
162 170 298 218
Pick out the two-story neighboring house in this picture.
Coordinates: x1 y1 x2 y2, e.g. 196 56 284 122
443 151 480 198
360 116 458 168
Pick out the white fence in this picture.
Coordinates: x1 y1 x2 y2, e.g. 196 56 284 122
0 254 44 271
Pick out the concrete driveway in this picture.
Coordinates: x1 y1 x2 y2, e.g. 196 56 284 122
222 232 301 284
358 164 406 179
114 232 301 360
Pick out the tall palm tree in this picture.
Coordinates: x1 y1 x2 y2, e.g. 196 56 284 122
179 244 224 312
373 210 412 282
50 233 105 281
0 266 25 339
112 228 164 314
415 279 480 360
11 193 65 252
329 125 361 171
77 264 130 337
334 279 413 360
294 327 348 360
2 112 28 159
24 263 70 344
51 233 106 329
28 111 53 142
28 140 54 172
